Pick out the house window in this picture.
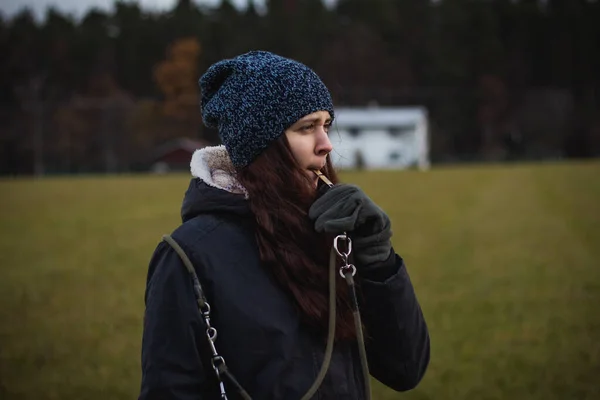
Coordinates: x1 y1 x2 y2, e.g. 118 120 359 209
389 152 401 161
389 125 416 137
348 127 361 138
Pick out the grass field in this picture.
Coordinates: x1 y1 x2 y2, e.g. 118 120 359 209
1 161 599 400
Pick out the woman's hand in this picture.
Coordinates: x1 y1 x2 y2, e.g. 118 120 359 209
309 184 392 266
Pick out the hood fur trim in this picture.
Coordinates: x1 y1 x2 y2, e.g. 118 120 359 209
190 145 248 197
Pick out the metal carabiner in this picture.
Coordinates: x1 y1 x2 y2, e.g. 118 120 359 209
339 264 357 278
333 234 352 259
334 234 356 277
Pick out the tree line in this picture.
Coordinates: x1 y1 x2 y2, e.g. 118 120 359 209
1 0 599 175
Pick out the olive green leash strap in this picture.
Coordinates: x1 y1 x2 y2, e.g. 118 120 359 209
345 272 372 399
299 247 338 400
161 234 370 400
162 235 251 400
162 235 207 309
334 234 372 400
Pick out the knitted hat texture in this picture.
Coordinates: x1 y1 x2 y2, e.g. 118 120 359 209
199 51 334 167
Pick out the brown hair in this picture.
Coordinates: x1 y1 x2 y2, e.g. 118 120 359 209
236 136 356 340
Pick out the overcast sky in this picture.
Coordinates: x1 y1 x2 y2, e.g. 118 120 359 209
1 0 264 20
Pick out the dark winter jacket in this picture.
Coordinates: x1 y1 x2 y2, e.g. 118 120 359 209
139 146 430 399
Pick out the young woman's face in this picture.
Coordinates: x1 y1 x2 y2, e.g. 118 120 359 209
284 111 334 188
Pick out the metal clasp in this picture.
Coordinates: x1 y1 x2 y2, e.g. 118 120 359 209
334 234 356 278
334 234 352 259
339 264 357 278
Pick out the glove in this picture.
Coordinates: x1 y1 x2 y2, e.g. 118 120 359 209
308 184 392 266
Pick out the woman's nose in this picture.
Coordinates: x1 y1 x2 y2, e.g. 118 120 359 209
315 128 333 156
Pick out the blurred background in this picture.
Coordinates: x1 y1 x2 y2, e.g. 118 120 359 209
1 1 599 400
1 0 599 175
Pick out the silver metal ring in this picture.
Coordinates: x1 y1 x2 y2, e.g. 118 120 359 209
211 355 225 370
339 264 357 278
201 302 211 316
334 234 352 258
207 327 217 341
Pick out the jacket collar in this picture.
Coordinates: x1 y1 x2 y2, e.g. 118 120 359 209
190 145 249 198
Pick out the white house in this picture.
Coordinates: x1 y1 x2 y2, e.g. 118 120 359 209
328 106 430 170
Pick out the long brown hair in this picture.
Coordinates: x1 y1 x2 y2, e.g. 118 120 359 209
236 136 356 340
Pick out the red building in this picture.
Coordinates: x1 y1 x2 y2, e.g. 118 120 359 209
150 138 210 173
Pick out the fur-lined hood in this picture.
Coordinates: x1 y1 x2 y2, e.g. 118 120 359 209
181 145 250 222
190 145 248 197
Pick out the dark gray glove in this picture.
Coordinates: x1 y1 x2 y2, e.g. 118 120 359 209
308 184 392 266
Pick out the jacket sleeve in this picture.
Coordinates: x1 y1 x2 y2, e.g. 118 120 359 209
139 240 211 400
357 250 430 392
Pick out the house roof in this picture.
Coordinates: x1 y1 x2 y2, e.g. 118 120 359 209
334 106 428 128
150 137 211 161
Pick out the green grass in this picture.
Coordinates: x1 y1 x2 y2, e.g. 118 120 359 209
1 161 599 399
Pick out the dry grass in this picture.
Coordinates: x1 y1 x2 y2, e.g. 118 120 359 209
1 161 599 399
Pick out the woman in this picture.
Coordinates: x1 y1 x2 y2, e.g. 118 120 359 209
139 51 430 399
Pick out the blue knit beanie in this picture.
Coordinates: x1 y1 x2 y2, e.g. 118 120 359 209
199 51 334 167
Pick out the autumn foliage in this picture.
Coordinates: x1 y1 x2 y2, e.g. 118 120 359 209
154 37 201 121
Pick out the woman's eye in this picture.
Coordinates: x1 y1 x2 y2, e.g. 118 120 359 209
324 122 332 132
301 124 314 131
